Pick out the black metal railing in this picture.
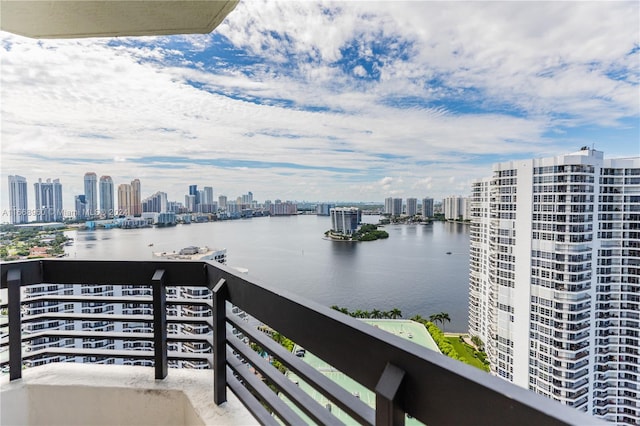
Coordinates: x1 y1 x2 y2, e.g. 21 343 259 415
1 259 601 425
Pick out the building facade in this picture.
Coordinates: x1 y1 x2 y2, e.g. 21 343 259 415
391 198 403 216
99 176 114 218
34 178 63 222
443 195 468 220
468 148 640 425
422 197 434 218
8 175 28 224
406 198 418 216
330 207 362 235
83 172 97 218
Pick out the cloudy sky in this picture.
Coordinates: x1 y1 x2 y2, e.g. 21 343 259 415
1 1 638 215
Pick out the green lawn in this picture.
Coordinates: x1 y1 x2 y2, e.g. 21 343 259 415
445 336 489 371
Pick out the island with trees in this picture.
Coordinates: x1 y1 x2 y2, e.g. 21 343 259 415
325 223 389 242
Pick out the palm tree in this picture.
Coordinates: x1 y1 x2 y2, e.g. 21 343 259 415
429 313 442 325
411 314 424 322
340 307 350 316
371 309 382 319
439 312 451 331
389 308 402 319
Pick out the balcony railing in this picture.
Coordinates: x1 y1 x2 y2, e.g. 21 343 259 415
1 259 601 425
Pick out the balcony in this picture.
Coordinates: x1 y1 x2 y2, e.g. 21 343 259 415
1 259 600 425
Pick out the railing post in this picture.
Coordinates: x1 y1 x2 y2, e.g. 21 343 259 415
152 269 167 379
211 278 228 404
7 269 22 381
375 363 405 426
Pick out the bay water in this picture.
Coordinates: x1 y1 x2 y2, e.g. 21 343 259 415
65 215 471 332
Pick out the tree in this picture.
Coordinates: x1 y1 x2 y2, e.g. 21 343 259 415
389 308 402 319
371 309 382 319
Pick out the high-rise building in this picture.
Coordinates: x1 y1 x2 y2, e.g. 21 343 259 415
406 198 418 216
468 148 640 424
142 192 167 213
117 183 132 216
131 179 141 216
75 195 87 220
8 175 28 224
34 178 63 222
392 198 403 216
421 197 434 218
99 176 114 218
384 197 393 215
83 172 97 218
218 195 227 210
189 185 199 207
315 203 335 216
443 195 467 220
330 207 362 235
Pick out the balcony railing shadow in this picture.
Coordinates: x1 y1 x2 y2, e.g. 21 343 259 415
1 259 601 425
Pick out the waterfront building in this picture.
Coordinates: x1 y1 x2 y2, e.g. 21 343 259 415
131 179 141 216
422 197 434 218
218 195 227 210
117 183 132 216
330 207 362 235
269 200 297 216
34 178 63 222
384 197 393 215
185 194 196 212
315 203 335 216
443 195 467 220
188 184 199 208
8 175 28 224
406 198 418 216
74 195 87 220
99 176 114 218
142 191 168 213
468 148 640 424
391 198 403 216
83 172 97 218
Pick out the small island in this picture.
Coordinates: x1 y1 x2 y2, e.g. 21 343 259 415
325 207 389 241
325 223 389 241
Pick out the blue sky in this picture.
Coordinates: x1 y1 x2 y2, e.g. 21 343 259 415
1 1 638 214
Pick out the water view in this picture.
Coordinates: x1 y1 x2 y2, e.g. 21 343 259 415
65 215 471 332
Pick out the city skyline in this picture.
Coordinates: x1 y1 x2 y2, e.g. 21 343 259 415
1 2 638 212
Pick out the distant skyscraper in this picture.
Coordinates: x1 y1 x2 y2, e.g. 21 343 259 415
99 176 114 218
421 197 434 217
406 198 418 216
384 197 393 215
131 179 141 216
74 195 87 220
203 187 213 205
189 185 199 207
117 183 132 216
469 148 640 424
142 192 167 213
84 172 97 218
8 175 28 224
34 178 63 222
218 195 227 210
185 194 196 212
392 198 403 216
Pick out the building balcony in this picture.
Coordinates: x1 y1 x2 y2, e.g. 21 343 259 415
1 259 600 425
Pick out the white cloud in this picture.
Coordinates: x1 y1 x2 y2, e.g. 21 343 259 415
1 1 638 214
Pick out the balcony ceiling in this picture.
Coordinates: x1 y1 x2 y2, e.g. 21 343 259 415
0 0 238 39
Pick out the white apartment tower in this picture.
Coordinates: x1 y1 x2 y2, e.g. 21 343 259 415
8 175 28 224
468 148 640 425
84 172 98 218
34 178 63 222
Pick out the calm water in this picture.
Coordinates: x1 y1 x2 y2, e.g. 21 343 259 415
65 216 471 332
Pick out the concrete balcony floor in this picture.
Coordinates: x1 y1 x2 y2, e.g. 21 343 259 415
1 363 258 426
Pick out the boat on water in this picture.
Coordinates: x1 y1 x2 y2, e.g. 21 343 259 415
446 252 452 255
153 246 227 264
